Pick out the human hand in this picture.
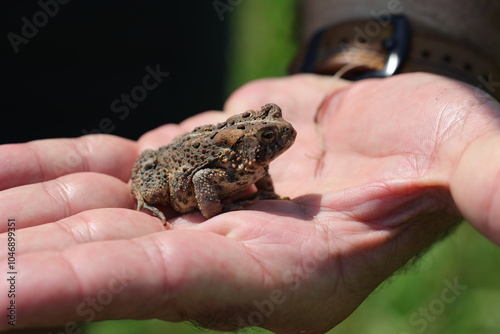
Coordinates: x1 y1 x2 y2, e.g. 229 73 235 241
1 73 499 333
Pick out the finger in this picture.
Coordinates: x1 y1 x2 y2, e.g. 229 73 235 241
0 208 164 257
0 135 138 190
0 172 134 231
4 229 261 329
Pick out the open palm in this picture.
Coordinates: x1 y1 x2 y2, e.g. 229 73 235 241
1 73 499 333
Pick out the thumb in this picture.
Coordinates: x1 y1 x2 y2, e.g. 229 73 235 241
449 96 500 245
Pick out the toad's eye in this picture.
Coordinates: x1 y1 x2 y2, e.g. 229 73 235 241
258 128 277 143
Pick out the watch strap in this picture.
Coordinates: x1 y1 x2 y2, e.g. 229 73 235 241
290 15 500 100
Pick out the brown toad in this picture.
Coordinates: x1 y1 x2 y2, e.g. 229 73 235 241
131 103 296 224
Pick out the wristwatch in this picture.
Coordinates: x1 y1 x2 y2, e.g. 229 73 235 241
290 15 500 100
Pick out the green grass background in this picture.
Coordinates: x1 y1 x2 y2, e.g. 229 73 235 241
85 1 500 333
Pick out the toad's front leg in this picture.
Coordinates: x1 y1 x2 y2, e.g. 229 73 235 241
253 173 288 200
192 168 228 218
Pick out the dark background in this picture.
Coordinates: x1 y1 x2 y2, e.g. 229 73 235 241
0 1 228 144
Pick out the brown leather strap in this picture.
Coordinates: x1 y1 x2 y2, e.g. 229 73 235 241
290 18 500 100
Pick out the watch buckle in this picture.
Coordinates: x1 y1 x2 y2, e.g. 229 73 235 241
351 15 411 80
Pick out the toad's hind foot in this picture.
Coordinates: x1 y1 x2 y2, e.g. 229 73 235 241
135 198 167 225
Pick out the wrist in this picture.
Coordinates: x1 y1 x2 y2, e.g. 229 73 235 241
296 0 500 100
299 0 500 59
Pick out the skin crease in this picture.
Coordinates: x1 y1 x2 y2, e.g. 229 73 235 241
0 73 499 333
